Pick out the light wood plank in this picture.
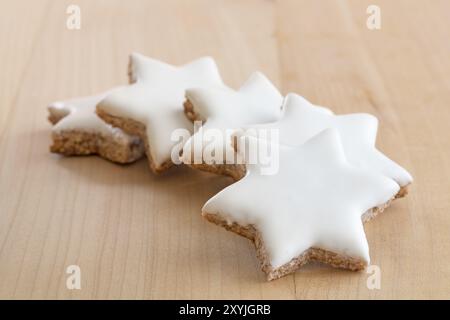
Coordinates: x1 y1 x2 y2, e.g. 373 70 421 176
0 0 448 299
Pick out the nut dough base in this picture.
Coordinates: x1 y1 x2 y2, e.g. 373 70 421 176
48 112 144 164
96 108 173 173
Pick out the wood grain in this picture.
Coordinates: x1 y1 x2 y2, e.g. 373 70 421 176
0 0 448 299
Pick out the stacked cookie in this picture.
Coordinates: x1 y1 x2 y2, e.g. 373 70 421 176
48 53 412 281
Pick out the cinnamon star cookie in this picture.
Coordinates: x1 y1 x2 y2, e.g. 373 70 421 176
181 72 283 180
48 92 144 163
96 53 224 173
237 93 413 196
202 129 400 280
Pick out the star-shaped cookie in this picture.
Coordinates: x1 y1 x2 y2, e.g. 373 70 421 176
202 129 400 280
238 93 413 194
96 53 224 173
48 92 144 163
181 72 283 180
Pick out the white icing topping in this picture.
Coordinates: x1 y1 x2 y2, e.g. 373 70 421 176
97 53 224 167
239 93 413 187
203 129 400 268
49 91 127 137
181 72 283 164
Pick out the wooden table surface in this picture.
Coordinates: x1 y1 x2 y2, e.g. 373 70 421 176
0 0 449 300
